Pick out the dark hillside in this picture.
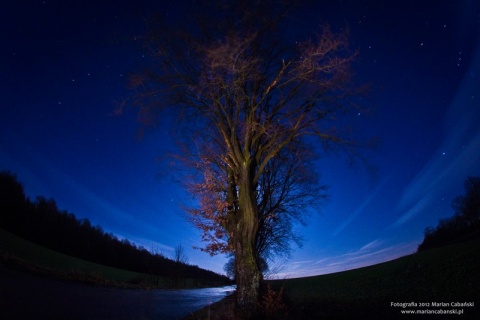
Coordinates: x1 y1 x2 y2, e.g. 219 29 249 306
185 238 479 319
0 170 229 284
270 238 480 319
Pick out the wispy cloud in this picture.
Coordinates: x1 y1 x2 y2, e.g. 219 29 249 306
333 177 390 236
314 257 330 264
392 44 480 227
17 145 175 251
128 237 174 253
291 260 316 265
359 238 384 251
275 239 418 279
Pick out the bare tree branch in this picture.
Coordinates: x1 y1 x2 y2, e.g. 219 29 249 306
125 1 368 317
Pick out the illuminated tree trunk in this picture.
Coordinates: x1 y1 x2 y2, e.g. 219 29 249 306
234 159 262 318
127 3 362 316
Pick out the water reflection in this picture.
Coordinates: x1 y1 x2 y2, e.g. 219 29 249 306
142 285 236 319
1 265 235 320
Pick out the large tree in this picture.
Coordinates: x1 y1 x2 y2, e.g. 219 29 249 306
124 1 364 317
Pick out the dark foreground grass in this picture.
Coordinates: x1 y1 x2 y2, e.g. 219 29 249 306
0 228 159 287
186 238 480 319
0 228 224 289
276 238 480 319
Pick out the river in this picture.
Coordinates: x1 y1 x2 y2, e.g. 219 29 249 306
0 265 235 319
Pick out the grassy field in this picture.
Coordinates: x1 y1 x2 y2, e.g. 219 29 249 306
271 238 480 319
187 238 479 319
0 228 221 288
2 226 479 318
0 227 161 287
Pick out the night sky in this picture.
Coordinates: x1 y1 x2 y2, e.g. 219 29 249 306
1 1 479 278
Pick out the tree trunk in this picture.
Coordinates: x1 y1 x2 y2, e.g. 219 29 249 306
235 161 262 319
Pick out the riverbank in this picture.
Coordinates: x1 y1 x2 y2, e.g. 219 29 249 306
183 293 236 320
0 249 140 288
0 264 234 320
185 238 480 319
0 227 231 289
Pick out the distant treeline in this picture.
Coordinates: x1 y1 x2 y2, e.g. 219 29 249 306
0 171 229 283
417 176 480 252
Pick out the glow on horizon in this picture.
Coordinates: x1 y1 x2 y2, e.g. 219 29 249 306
274 240 419 279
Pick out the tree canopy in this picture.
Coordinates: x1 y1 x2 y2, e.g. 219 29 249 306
125 1 367 317
418 176 480 252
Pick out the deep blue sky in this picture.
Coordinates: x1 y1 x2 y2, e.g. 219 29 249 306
1 1 479 277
